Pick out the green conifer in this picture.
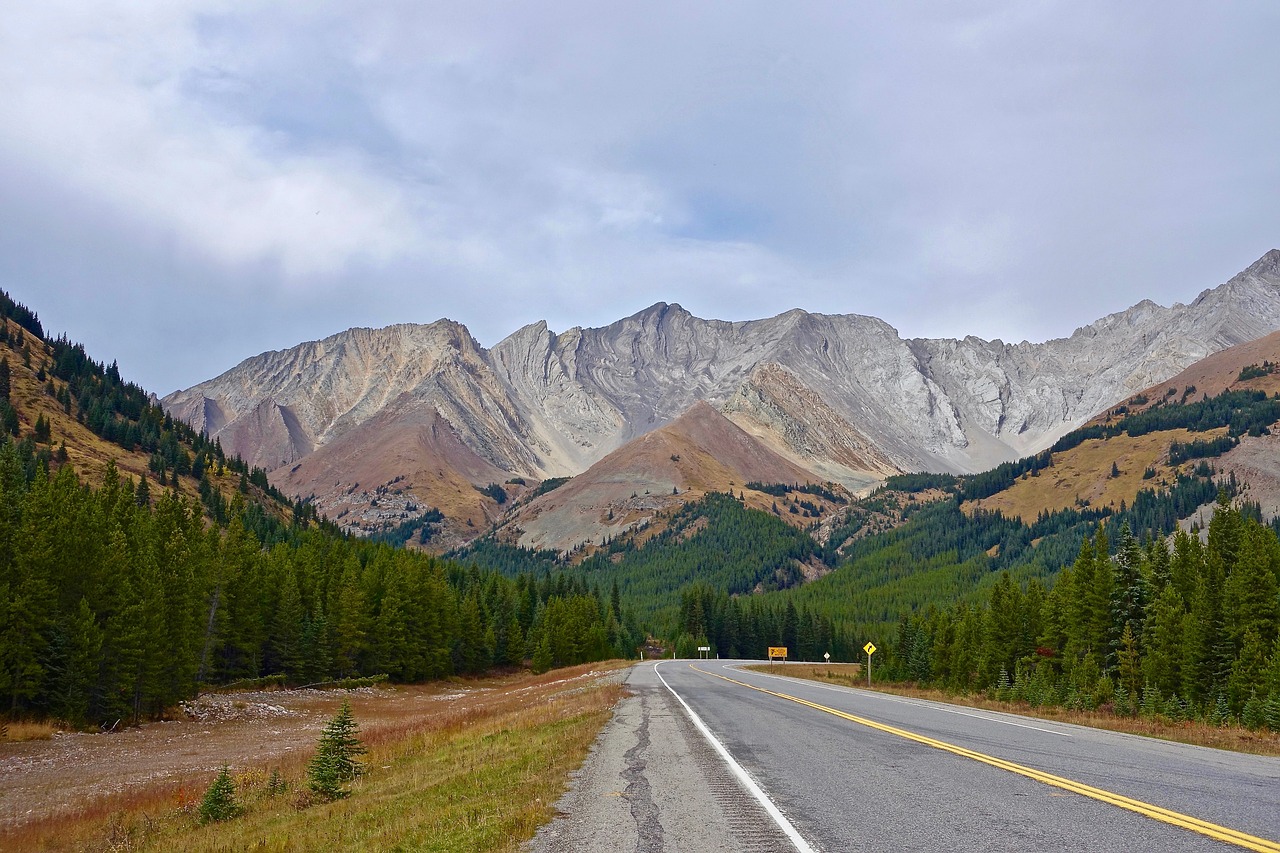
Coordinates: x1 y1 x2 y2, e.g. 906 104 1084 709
307 700 366 801
198 765 242 824
531 631 553 674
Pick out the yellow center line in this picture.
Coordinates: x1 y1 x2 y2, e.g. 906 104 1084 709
689 663 1280 853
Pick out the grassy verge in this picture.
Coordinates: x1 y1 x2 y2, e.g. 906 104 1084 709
745 663 1280 757
7 662 630 852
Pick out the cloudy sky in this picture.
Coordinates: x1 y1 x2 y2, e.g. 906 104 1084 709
2 2 1278 395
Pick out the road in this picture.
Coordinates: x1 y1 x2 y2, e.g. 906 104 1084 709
528 660 1280 853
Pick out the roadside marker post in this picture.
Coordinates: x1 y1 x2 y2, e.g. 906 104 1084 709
863 642 876 686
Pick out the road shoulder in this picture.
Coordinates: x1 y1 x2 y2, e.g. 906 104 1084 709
526 662 797 853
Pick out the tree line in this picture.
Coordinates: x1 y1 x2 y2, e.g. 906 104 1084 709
883 494 1280 727
673 581 848 662
0 440 634 728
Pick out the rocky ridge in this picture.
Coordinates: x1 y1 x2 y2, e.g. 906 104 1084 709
162 251 1280 544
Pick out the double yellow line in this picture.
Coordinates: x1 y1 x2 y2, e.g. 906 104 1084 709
691 664 1280 853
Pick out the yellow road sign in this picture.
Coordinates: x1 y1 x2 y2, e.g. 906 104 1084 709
863 642 877 656
768 646 788 659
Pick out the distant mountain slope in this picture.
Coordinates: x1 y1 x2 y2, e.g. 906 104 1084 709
971 327 1280 523
163 250 1280 549
502 401 830 552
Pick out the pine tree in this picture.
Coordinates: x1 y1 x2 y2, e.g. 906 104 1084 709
33 414 51 444
50 597 103 725
268 571 305 681
1223 523 1279 656
531 630 553 674
199 765 242 823
307 700 366 801
454 592 492 674
1141 583 1185 698
135 473 151 508
0 357 9 401
1117 622 1141 701
0 400 17 436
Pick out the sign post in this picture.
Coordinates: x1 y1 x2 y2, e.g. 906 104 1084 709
697 645 710 660
863 642 877 687
823 652 830 664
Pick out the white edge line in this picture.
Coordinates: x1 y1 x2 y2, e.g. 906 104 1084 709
733 665 1072 738
653 661 818 853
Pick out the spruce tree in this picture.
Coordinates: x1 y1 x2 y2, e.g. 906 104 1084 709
307 700 366 801
33 414 51 444
199 765 242 823
531 631 553 674
0 357 9 401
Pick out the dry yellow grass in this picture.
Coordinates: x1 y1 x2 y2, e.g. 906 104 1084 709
966 427 1222 522
4 662 631 853
0 718 59 742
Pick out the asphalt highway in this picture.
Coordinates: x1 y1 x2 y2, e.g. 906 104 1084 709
529 660 1280 853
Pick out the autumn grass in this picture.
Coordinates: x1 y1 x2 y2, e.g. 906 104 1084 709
966 427 1221 523
5 662 631 853
0 718 60 742
751 664 1280 757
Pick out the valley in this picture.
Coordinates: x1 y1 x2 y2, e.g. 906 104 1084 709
5 251 1280 851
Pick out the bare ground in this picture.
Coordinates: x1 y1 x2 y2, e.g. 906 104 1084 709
0 679 510 833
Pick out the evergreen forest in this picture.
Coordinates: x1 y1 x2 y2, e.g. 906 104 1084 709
881 497 1280 729
0 443 636 726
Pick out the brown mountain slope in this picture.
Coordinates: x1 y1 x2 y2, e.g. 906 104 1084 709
0 318 250 510
168 252 1280 517
972 331 1280 522
269 399 523 547
1108 328 1280 414
502 401 830 553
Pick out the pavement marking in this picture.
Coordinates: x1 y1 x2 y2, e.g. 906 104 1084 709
653 661 817 853
691 663 1280 853
735 665 1072 737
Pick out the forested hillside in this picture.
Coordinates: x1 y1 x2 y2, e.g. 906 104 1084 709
883 497 1280 728
0 445 634 726
0 288 305 537
463 491 819 633
0 289 632 729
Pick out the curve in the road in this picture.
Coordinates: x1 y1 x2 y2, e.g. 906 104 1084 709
691 663 1280 853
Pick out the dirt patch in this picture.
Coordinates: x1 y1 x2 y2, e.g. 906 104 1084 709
0 679 520 832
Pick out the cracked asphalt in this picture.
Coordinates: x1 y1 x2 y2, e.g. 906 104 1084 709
526 662 797 853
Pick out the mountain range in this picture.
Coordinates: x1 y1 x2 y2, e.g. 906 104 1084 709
162 250 1280 550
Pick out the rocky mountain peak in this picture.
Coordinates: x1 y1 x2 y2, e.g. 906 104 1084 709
1242 248 1280 278
164 252 1280 545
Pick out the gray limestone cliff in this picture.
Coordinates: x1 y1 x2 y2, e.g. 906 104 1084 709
164 250 1280 491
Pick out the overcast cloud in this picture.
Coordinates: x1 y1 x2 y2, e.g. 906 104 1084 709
2 2 1278 394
